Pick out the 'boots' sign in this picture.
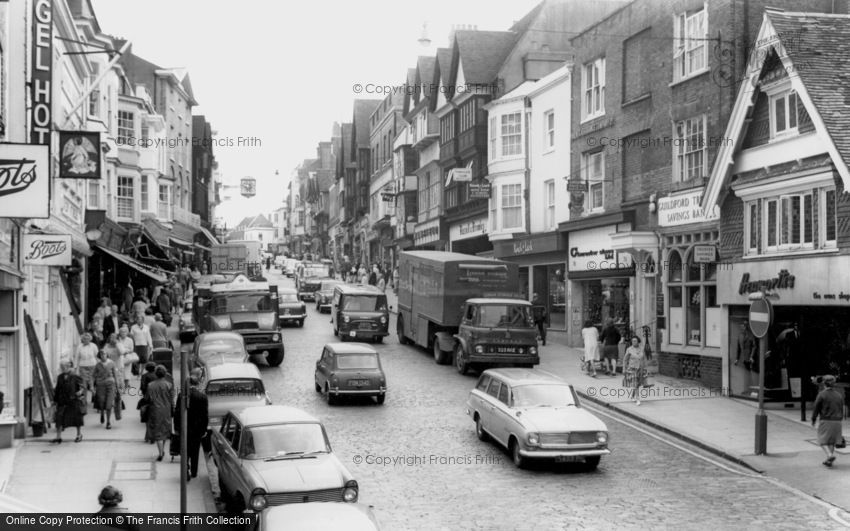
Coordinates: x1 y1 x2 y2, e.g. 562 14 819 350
23 234 72 266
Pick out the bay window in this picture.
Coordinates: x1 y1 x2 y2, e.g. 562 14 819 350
117 110 134 144
158 184 171 220
501 184 522 230
116 176 134 219
744 186 836 255
500 113 522 157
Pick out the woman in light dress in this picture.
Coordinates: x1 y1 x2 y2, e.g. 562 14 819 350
581 320 600 377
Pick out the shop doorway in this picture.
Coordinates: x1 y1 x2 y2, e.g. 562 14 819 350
532 264 566 330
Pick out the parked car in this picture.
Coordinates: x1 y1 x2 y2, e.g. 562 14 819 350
315 280 343 313
283 259 301 278
204 363 271 430
178 299 196 342
211 405 359 513
331 284 389 343
277 288 306 327
191 332 250 376
466 368 610 470
258 503 382 531
314 343 386 405
298 275 330 302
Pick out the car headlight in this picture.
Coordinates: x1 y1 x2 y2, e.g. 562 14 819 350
272 333 280 342
529 346 537 355
379 316 387 324
249 489 267 511
474 345 484 354
343 480 358 503
343 315 350 323
214 317 231 329
597 431 608 445
527 432 539 446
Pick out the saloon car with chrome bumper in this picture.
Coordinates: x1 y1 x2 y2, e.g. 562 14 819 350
211 406 358 514
277 288 306 327
466 368 610 469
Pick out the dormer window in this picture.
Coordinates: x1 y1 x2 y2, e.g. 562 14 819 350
770 90 799 139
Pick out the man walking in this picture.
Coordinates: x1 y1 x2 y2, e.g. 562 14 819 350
531 293 548 346
174 375 209 479
150 314 169 349
812 375 844 467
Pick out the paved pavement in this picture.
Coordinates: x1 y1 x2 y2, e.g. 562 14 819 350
539 329 850 513
0 330 216 513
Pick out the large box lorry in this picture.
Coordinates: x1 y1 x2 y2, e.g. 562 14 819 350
396 251 539 374
210 241 263 278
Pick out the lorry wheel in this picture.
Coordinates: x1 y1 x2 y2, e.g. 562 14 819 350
396 316 410 345
454 344 469 375
266 349 284 367
433 341 450 365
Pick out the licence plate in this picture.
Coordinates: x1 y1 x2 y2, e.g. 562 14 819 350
349 331 357 337
554 456 581 463
495 347 517 353
359 323 372 330
348 379 369 386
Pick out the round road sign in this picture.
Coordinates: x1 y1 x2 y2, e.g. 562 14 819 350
749 298 773 338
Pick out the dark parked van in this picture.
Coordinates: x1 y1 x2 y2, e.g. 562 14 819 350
331 284 389 343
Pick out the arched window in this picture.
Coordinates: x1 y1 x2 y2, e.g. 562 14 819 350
666 243 719 348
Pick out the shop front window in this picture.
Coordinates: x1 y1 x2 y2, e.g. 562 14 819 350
666 243 718 348
584 278 629 329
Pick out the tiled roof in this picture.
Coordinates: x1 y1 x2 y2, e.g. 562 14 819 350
435 48 452 84
353 99 381 148
768 11 850 175
250 214 273 228
417 56 437 101
454 30 518 85
509 0 545 32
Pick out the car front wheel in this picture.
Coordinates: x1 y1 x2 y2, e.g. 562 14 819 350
510 438 527 469
376 394 385 405
266 349 284 367
584 455 601 471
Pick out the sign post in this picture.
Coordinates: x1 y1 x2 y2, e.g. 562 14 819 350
749 296 772 455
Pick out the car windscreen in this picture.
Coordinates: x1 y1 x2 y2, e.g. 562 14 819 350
476 305 533 328
512 384 576 408
278 293 299 303
206 378 264 396
210 294 274 313
336 354 379 369
199 340 244 357
341 295 386 312
242 423 329 459
302 266 328 278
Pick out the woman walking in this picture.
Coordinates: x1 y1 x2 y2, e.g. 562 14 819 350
622 336 647 405
93 350 120 429
145 365 174 461
130 315 153 371
52 360 84 443
74 333 98 405
116 325 135 386
581 321 600 377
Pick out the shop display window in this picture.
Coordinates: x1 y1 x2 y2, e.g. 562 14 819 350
666 240 718 349
584 278 629 329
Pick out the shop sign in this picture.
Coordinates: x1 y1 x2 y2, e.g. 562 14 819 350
450 217 488 241
381 182 396 202
23 234 72 266
0 144 51 219
451 168 472 183
568 225 632 272
240 178 256 197
738 270 795 294
493 233 562 258
718 256 850 306
414 219 441 245
693 245 716 263
567 180 587 193
657 189 720 227
468 180 491 199
31 0 53 145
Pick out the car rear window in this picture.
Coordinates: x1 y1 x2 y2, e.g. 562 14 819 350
512 384 576 408
336 354 379 369
206 378 264 396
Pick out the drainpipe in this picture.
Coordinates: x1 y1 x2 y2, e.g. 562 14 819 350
523 96 532 235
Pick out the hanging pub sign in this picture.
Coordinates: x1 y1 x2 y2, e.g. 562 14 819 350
381 182 396 202
31 0 53 145
0 143 50 219
468 179 491 199
241 177 256 197
59 131 101 179
23 234 72 266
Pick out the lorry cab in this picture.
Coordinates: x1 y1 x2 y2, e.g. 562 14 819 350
331 284 389 343
453 298 539 375
196 274 285 367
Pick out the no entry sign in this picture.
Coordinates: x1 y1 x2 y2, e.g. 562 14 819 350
749 298 773 338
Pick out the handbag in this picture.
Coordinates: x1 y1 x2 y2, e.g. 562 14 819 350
77 396 88 416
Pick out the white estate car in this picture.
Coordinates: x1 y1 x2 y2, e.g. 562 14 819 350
466 368 610 469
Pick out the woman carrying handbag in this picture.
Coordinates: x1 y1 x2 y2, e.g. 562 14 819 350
52 360 85 443
622 336 647 406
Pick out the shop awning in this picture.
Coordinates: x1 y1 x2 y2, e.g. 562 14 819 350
197 226 219 246
94 245 168 283
169 236 194 247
